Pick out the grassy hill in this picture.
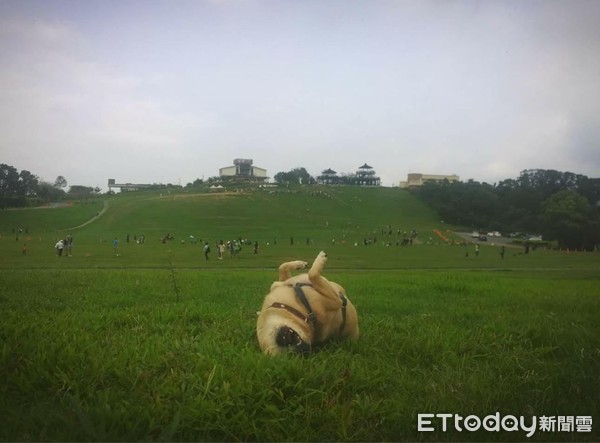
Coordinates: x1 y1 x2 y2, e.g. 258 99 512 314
87 186 436 239
1 185 599 270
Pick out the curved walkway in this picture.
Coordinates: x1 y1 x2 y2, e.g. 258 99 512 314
62 200 109 231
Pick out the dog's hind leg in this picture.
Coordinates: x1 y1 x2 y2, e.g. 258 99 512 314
278 260 308 281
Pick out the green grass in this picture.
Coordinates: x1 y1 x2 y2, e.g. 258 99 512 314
0 186 599 441
1 269 598 441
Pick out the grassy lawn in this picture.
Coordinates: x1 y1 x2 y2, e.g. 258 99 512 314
1 187 599 441
1 269 599 441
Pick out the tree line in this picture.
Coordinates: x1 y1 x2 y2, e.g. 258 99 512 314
273 167 316 185
0 163 100 208
412 169 600 251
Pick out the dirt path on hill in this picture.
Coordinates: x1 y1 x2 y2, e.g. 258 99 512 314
61 200 109 231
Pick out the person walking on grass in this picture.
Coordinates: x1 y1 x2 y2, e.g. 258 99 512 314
475 244 480 257
500 245 505 260
55 239 64 257
204 242 211 260
66 234 73 257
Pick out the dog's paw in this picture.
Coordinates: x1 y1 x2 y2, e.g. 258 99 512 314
293 260 308 269
312 251 327 270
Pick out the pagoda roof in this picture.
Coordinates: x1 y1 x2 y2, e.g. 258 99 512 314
322 168 337 174
358 163 373 169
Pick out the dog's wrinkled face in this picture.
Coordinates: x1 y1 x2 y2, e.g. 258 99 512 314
275 326 312 355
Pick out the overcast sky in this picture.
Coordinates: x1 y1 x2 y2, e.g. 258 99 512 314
1 0 599 190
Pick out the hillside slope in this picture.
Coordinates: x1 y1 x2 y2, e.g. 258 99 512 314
85 186 440 244
5 186 597 270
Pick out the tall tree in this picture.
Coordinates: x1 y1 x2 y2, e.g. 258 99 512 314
274 167 315 185
540 190 598 251
54 176 68 189
68 185 95 198
0 163 19 197
18 170 39 196
37 182 66 203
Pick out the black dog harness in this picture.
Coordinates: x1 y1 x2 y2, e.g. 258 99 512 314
269 283 348 336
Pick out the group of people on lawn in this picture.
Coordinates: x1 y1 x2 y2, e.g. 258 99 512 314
54 235 73 257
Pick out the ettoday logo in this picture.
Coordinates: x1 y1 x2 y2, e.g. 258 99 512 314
418 413 593 438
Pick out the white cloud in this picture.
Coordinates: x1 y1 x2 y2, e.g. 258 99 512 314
1 1 599 189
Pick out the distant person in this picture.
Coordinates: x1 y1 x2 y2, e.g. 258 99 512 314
22 244 27 255
253 241 259 255
55 239 64 257
218 241 225 260
113 238 119 252
475 244 480 257
66 235 73 257
500 245 505 260
204 242 211 260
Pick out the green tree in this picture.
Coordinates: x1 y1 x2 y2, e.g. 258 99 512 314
18 170 39 196
54 176 68 189
274 167 315 185
68 185 96 198
0 164 23 207
416 179 501 229
37 182 66 203
0 163 19 197
540 190 598 250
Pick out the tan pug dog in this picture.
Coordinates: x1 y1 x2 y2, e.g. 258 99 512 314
256 251 359 355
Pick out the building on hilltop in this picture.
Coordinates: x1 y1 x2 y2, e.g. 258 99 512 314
317 164 381 186
399 173 460 188
354 163 381 186
317 168 339 185
107 179 157 192
219 159 268 183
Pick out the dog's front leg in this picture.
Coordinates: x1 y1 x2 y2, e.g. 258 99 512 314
278 260 308 281
308 251 341 304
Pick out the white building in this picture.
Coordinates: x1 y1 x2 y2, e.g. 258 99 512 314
399 173 460 188
219 159 268 182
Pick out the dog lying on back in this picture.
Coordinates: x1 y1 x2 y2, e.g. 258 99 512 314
256 251 359 355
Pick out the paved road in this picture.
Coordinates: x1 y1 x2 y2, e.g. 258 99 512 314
455 232 521 248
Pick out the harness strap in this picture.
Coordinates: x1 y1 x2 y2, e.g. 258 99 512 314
269 283 348 336
291 283 317 330
269 302 310 324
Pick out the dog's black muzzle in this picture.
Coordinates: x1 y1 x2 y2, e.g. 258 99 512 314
276 326 312 355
